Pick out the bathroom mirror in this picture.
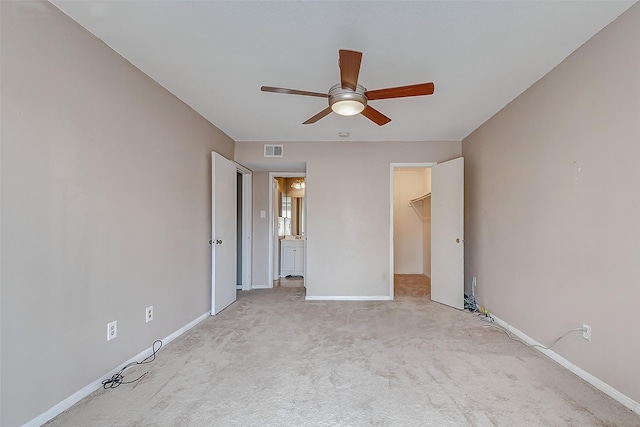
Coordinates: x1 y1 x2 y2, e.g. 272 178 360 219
277 177 304 237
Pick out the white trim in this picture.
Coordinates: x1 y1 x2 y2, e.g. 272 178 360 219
491 314 640 415
236 163 253 291
271 178 279 283
305 295 392 301
24 312 211 427
389 162 437 300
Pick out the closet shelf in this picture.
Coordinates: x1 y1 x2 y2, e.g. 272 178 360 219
409 193 431 204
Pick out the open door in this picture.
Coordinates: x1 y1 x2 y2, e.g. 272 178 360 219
431 157 464 309
212 152 237 315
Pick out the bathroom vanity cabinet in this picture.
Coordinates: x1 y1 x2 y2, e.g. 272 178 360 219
280 239 304 277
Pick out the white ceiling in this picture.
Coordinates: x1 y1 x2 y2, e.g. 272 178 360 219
51 1 635 143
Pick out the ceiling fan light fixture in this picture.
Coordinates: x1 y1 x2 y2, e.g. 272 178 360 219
331 100 365 116
262 50 434 126
328 83 367 116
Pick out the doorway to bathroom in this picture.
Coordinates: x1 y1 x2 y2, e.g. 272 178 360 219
268 172 306 289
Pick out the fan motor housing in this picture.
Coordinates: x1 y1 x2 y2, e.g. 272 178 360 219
329 83 367 115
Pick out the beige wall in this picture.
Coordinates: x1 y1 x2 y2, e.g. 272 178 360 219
250 172 272 286
0 2 234 425
463 3 640 405
236 141 461 297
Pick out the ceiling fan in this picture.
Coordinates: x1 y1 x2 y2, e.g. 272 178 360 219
261 49 434 126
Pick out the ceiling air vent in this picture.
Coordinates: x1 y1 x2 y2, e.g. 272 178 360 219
264 144 283 158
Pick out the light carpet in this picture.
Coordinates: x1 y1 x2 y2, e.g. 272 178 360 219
46 287 639 426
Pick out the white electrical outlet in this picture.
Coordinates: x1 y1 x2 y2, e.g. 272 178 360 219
146 306 154 323
583 324 591 341
107 321 117 341
381 272 387 281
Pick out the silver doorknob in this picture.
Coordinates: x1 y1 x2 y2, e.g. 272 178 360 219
456 238 460 243
216 239 223 245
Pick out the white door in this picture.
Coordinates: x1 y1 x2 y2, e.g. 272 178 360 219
211 152 237 315
431 157 464 309
272 179 280 281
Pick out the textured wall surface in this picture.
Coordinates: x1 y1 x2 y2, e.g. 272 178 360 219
463 3 640 405
1 2 234 425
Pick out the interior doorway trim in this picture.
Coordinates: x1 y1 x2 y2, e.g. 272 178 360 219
237 163 253 290
268 171 306 289
389 162 436 299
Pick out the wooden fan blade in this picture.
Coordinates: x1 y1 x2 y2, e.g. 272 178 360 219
365 82 434 101
261 86 328 98
339 50 362 91
361 105 391 126
303 107 333 124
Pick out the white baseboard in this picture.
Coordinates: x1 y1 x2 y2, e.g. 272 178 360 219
491 314 640 415
305 295 392 301
252 284 272 289
25 311 211 427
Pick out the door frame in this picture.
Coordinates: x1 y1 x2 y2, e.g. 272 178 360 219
389 162 436 299
237 163 253 291
268 171 306 288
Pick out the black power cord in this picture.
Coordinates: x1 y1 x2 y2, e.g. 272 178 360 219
102 340 163 389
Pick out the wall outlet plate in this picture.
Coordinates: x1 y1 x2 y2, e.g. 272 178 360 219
107 321 117 341
146 306 153 323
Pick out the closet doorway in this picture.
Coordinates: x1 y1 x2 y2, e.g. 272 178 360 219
390 158 464 309
392 166 433 297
